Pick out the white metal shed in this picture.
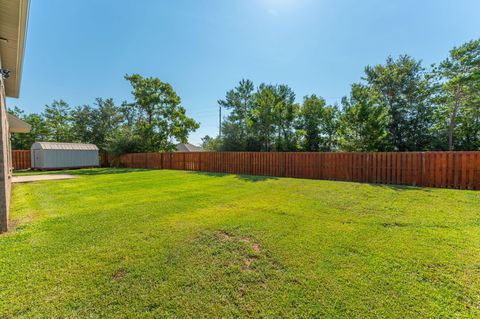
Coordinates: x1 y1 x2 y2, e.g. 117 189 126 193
31 142 100 170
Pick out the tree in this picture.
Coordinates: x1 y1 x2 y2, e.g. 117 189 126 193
90 98 124 150
119 100 138 129
338 84 389 151
70 98 125 151
250 84 279 151
43 100 73 142
9 107 49 150
220 120 252 151
105 127 142 155
218 79 256 151
364 55 435 151
71 104 94 143
201 135 222 151
433 39 480 150
297 95 338 151
219 81 298 151
124 74 199 152
247 84 299 151
271 85 298 151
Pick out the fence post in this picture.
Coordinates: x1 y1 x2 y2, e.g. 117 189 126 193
367 153 371 183
199 152 202 171
421 152 425 187
249 152 253 175
454 152 458 189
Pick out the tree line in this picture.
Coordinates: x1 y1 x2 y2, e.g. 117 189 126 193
202 39 480 152
10 74 199 154
11 39 479 154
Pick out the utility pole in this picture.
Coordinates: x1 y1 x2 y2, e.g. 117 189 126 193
218 105 222 138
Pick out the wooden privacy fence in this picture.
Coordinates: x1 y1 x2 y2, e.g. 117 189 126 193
105 151 480 190
12 150 31 170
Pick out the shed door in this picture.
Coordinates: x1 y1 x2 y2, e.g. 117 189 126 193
33 150 41 168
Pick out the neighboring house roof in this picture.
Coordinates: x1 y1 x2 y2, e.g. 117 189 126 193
0 0 30 98
31 142 99 151
175 143 204 152
7 113 31 133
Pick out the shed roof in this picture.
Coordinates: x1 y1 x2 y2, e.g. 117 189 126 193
31 142 99 151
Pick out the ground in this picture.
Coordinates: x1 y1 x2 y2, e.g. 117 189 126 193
1 168 479 318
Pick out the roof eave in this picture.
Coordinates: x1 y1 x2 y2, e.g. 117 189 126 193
11 0 29 98
2 0 30 98
7 113 31 133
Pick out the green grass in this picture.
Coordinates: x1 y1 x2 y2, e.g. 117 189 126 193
2 168 480 318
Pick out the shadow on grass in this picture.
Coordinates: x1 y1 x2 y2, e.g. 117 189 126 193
187 171 279 182
189 171 443 191
367 183 434 192
68 168 147 176
14 168 148 177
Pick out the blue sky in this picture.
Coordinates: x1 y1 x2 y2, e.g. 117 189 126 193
8 0 480 145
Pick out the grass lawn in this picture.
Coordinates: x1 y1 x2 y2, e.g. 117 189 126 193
1 168 479 318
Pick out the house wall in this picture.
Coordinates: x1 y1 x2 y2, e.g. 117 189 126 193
0 55 12 233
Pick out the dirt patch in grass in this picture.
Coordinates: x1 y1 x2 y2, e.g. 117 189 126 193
112 268 128 281
216 230 234 241
2 214 37 236
214 230 264 271
217 231 262 252
242 257 257 271
9 216 34 230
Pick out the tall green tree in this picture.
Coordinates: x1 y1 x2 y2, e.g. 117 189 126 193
119 100 138 129
90 98 124 150
43 99 73 142
219 81 298 151
124 74 199 152
297 95 338 151
71 98 125 150
71 104 94 143
364 55 435 151
218 79 256 151
433 39 480 150
250 84 277 151
271 85 298 151
249 84 298 151
339 84 389 151
220 121 251 151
